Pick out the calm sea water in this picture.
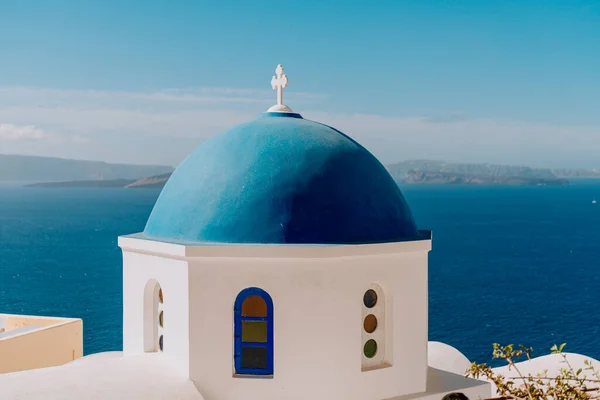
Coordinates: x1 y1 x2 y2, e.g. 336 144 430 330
1 182 599 366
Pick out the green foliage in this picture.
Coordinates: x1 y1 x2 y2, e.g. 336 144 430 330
467 343 600 399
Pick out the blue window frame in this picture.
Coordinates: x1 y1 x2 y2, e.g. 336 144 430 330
234 287 274 376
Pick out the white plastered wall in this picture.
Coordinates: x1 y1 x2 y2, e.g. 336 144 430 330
118 236 430 400
120 247 190 377
186 242 430 400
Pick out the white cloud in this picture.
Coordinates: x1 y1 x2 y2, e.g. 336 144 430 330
0 86 599 168
0 124 49 141
0 87 327 110
305 111 600 167
71 135 91 144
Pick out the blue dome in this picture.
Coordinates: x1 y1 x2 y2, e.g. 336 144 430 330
143 112 420 245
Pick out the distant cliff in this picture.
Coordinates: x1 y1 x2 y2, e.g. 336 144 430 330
551 168 600 179
20 158 600 188
387 160 557 181
403 170 568 185
121 160 577 188
386 160 585 185
0 154 173 182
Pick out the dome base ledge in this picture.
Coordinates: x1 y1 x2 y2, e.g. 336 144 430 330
267 104 293 112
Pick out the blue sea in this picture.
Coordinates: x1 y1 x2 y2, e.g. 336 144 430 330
1 182 599 366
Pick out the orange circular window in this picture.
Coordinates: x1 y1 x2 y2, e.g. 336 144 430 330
363 314 377 333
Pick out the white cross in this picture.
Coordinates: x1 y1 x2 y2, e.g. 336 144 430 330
271 64 288 106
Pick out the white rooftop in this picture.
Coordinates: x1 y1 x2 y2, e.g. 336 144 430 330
0 349 494 400
0 352 204 400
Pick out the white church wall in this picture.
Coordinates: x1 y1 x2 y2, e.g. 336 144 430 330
186 242 430 400
121 248 190 377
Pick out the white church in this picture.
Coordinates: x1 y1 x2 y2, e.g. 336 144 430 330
0 65 596 399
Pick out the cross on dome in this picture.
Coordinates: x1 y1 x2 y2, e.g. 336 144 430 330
271 64 288 105
267 64 293 113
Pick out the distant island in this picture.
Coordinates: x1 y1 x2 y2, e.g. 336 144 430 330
387 160 600 185
0 154 173 183
25 179 135 188
11 155 600 188
125 173 172 188
402 170 568 185
23 173 172 189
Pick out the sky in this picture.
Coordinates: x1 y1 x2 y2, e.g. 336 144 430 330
0 0 599 168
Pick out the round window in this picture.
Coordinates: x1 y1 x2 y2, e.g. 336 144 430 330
363 339 377 358
363 314 377 333
363 289 378 308
158 288 163 304
159 310 164 328
159 335 164 352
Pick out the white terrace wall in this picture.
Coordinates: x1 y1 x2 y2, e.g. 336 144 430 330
0 315 82 374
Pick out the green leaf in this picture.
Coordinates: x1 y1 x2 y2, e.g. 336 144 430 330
559 343 566 352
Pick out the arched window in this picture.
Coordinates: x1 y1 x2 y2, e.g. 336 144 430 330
158 287 164 352
233 288 274 376
143 279 164 352
362 283 387 370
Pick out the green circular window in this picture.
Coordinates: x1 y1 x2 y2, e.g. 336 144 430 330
363 314 377 333
159 335 164 352
159 310 164 328
364 339 377 358
363 289 378 308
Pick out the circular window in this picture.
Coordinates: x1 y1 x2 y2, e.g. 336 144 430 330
363 289 378 308
159 335 164 352
364 339 377 358
159 310 164 328
363 314 377 333
158 288 163 304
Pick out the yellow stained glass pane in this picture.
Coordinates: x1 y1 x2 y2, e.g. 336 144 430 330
241 321 267 343
241 295 267 317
